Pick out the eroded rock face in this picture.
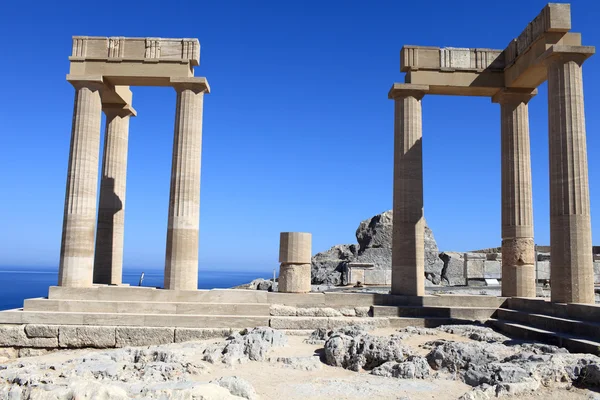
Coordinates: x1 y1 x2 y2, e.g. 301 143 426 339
0 340 253 399
203 327 287 365
311 244 357 285
311 210 444 285
371 357 431 379
425 337 600 391
324 330 412 371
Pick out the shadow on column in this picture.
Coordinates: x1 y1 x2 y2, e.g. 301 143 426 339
93 177 123 284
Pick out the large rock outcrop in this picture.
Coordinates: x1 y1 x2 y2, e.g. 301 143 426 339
311 210 444 286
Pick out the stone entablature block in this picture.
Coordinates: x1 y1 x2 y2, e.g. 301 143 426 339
401 46 504 72
71 36 200 65
504 3 571 67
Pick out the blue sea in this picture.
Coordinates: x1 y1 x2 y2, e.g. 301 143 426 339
0 266 272 311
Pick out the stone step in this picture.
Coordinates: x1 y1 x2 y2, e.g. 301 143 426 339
372 305 497 320
45 286 507 308
0 310 271 329
23 298 271 316
497 308 600 340
387 317 470 328
48 286 272 303
490 319 600 355
506 297 600 324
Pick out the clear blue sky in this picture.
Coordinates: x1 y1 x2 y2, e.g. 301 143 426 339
0 0 598 273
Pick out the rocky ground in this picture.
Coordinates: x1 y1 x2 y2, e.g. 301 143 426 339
1 325 600 399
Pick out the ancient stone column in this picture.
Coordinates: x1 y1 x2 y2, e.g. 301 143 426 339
93 105 135 285
279 232 312 293
164 78 210 291
492 89 536 298
543 47 595 304
58 76 104 287
388 84 429 296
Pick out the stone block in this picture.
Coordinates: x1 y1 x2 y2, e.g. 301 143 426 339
0 311 23 324
347 268 365 285
115 327 174 347
441 251 465 285
536 261 550 280
464 253 486 260
269 317 327 330
23 299 60 312
484 260 502 279
323 293 378 307
25 324 59 338
269 305 297 316
267 292 325 306
594 262 600 284
174 328 232 343
279 232 312 263
363 269 391 285
465 259 485 279
296 307 342 317
278 263 311 293
59 326 116 348
327 317 389 329
0 325 58 348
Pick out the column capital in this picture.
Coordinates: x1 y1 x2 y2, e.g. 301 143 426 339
539 45 595 67
102 104 137 118
388 83 429 100
170 77 210 94
492 88 537 105
66 74 104 91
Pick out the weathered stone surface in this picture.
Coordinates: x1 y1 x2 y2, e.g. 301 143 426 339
269 304 297 316
115 327 174 347
203 327 287 365
465 253 485 279
484 260 502 279
439 325 509 343
59 326 116 348
212 376 258 400
241 278 277 291
312 210 443 285
279 263 311 293
324 330 411 371
25 324 59 338
0 347 18 359
311 245 356 285
296 307 342 317
0 325 58 348
439 251 465 285
18 348 51 358
272 356 323 371
174 328 232 343
371 357 430 379
355 307 371 317
339 308 356 317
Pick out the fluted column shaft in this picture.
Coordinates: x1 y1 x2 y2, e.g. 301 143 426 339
165 79 208 290
494 90 536 298
93 106 134 285
59 78 104 287
389 84 428 296
545 52 594 304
